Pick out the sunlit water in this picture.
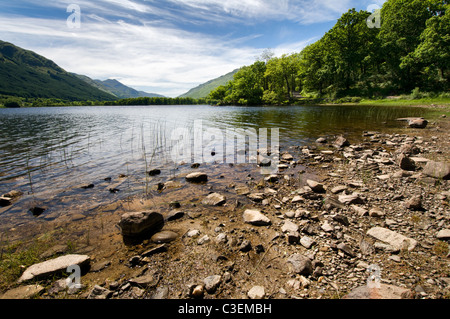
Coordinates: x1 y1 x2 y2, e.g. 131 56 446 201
0 104 432 225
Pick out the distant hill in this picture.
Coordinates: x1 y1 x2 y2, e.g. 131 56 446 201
0 40 116 101
179 69 239 99
95 79 165 99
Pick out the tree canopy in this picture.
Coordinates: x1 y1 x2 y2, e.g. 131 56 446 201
209 0 449 106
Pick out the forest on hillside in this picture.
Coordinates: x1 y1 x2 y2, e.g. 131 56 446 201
209 0 449 106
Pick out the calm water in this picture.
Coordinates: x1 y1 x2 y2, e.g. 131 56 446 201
0 104 432 224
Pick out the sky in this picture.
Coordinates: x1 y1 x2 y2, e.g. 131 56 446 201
0 0 386 97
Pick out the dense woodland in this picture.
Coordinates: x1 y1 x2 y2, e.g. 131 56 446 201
209 0 449 106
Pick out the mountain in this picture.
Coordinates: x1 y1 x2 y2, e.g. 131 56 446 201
0 40 116 101
179 69 239 99
94 79 165 99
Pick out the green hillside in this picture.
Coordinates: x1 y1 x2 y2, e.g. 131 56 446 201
96 79 165 99
0 40 116 101
179 69 239 99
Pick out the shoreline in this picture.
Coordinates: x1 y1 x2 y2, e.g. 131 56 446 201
0 116 449 300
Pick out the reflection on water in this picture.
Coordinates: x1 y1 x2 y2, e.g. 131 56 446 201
0 104 432 224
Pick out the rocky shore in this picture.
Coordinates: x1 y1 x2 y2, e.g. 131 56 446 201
1 117 449 300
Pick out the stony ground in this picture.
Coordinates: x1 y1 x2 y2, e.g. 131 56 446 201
1 116 449 300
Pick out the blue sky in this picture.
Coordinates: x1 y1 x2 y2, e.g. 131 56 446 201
0 0 385 97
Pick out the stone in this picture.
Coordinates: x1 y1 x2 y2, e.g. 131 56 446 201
408 118 428 129
243 209 271 226
239 240 252 252
151 286 169 299
333 214 350 226
202 193 226 206
321 221 334 233
286 231 300 245
369 208 385 218
281 153 294 161
316 137 327 144
148 169 161 176
291 195 304 204
235 185 250 195
397 154 416 171
264 175 279 183
367 227 417 252
281 220 299 233
18 254 90 283
90 260 111 273
404 195 423 211
300 236 315 249
118 211 164 239
185 172 208 183
203 275 222 294
423 161 450 180
351 205 368 216
40 244 68 259
287 254 313 275
88 285 112 299
166 210 185 221
129 272 160 288
334 136 350 149
186 229 201 238
337 243 356 257
142 244 168 257
339 193 364 205
306 180 325 193
0 197 12 207
331 186 347 194
344 284 412 299
190 285 204 298
436 229 450 240
2 190 23 199
197 235 210 245
248 193 265 202
151 230 178 243
248 286 265 299
0 285 44 299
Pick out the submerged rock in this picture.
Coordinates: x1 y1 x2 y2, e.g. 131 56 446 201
185 172 208 183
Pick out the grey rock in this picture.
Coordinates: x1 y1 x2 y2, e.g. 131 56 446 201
203 275 222 294
166 210 185 221
408 118 428 129
287 254 313 275
151 286 169 299
0 285 44 299
40 244 68 259
88 285 112 299
300 236 315 249
150 230 178 244
239 240 252 252
337 242 356 257
331 185 348 194
423 161 450 180
18 254 90 283
243 209 271 226
351 205 368 216
129 272 160 288
334 136 350 149
281 220 299 233
202 193 226 206
436 229 450 240
338 193 364 205
248 286 265 299
316 137 327 144
367 227 417 252
306 180 325 193
404 195 423 211
90 260 111 273
344 284 412 299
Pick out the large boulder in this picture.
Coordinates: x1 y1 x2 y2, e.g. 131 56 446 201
118 212 164 243
18 254 90 283
367 227 417 252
